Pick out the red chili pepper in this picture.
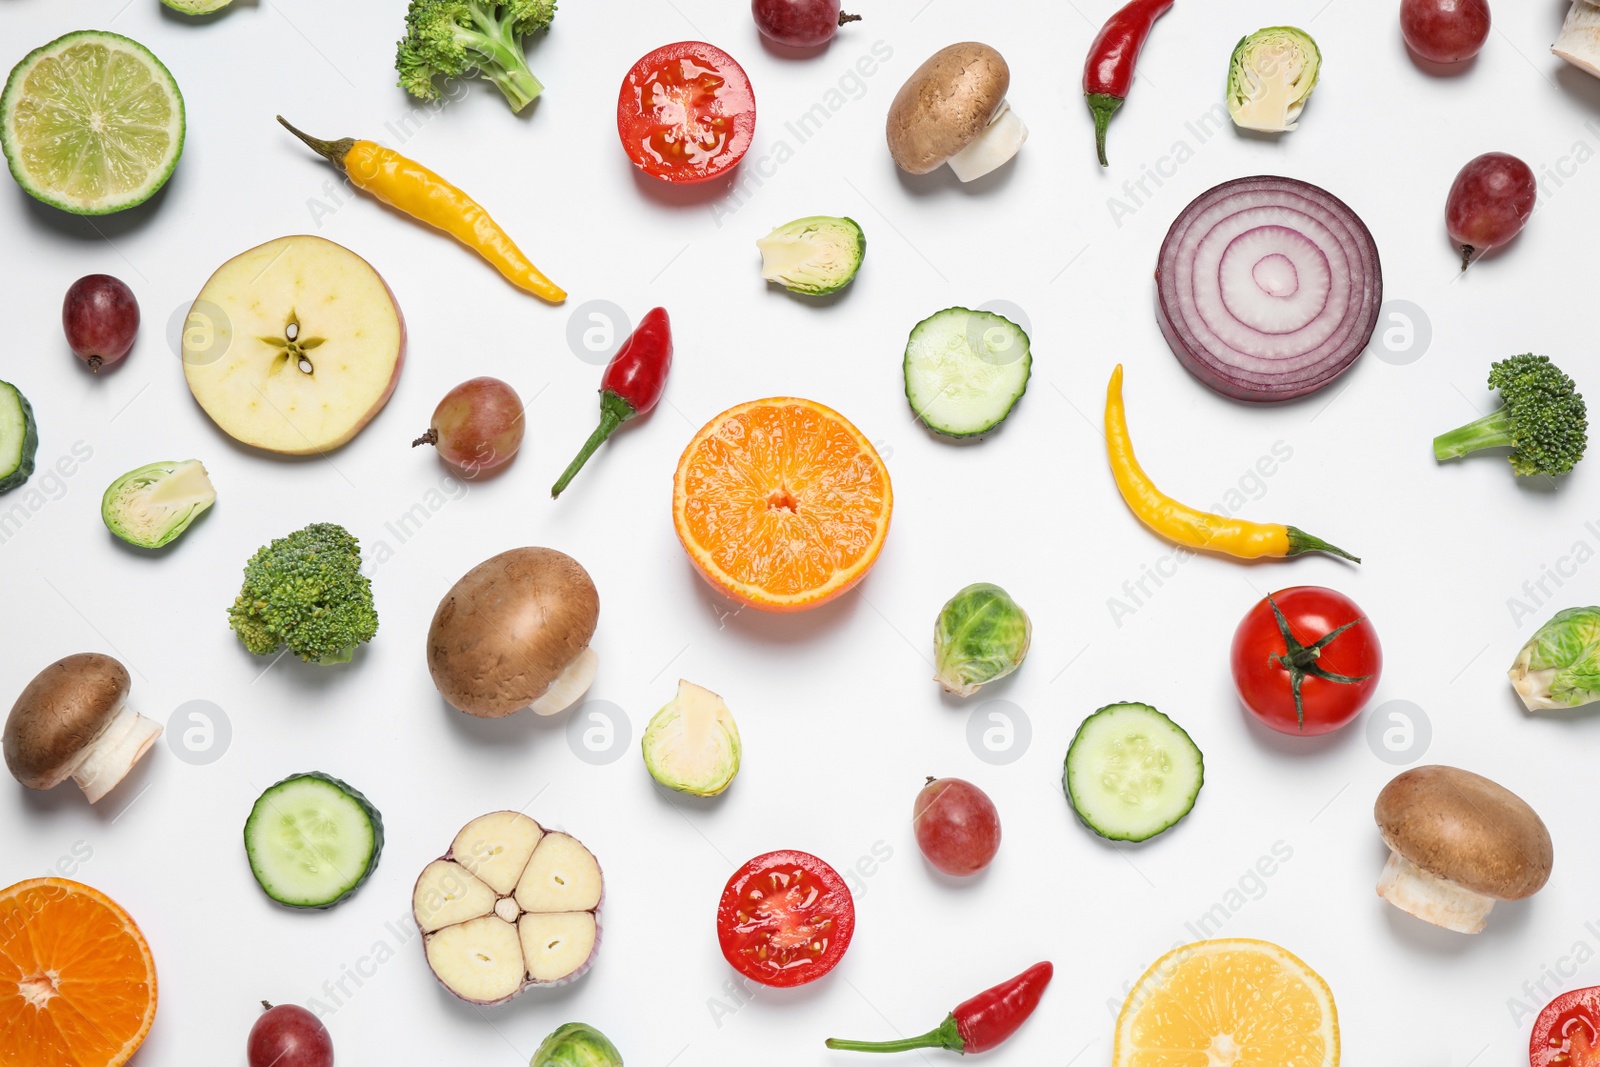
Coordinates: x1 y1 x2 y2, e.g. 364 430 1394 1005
1083 0 1174 167
824 961 1053 1055
551 306 672 498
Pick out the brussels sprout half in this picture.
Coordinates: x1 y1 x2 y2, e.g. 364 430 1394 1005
641 680 741 797
933 583 1032 697
756 216 865 296
532 1022 624 1067
1227 26 1322 133
1509 606 1600 711
101 459 216 549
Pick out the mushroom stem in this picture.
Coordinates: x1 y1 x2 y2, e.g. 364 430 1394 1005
529 647 599 717
71 701 162 804
1376 851 1496 934
946 102 1029 182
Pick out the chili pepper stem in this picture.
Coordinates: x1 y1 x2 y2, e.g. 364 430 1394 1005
1085 93 1122 167
552 392 635 498
276 116 356 173
825 1015 964 1054
1284 526 1360 563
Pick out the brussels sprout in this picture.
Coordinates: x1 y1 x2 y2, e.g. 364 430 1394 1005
1509 606 1600 711
101 460 216 549
641 680 741 796
933 583 1031 697
532 1022 623 1067
1227 26 1321 133
756 215 865 295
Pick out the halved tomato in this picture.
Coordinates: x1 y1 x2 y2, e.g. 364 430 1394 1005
716 850 854 987
617 41 756 184
1532 987 1600 1066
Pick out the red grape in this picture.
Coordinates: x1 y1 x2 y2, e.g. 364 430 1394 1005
1445 151 1536 269
912 777 1000 876
413 377 524 474
753 0 860 47
1400 0 1490 63
247 1002 333 1067
62 274 139 373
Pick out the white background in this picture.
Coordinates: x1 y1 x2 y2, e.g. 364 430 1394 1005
2 0 1599 1064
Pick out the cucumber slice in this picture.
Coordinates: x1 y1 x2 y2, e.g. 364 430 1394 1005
0 380 37 494
244 772 383 909
904 307 1032 437
1064 702 1203 842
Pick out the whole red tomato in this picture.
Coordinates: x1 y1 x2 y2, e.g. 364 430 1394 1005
1230 586 1381 735
1530 986 1600 1066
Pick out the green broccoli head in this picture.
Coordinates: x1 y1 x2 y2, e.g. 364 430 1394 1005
1432 354 1588 478
228 523 378 664
396 0 557 112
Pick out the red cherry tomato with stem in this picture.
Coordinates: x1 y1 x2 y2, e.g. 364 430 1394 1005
716 850 854 988
617 42 756 184
1230 586 1381 735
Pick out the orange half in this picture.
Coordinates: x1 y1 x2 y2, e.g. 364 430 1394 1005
1114 938 1338 1067
0 879 158 1067
673 397 892 612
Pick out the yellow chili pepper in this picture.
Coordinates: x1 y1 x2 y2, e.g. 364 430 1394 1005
277 117 565 304
1104 364 1357 562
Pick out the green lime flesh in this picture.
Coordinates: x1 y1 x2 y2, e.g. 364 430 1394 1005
1 30 185 215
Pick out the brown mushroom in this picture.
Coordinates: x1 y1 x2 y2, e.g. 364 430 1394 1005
3 653 163 803
886 42 1028 181
427 547 600 718
1374 764 1553 934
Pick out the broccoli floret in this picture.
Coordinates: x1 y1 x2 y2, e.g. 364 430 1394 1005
228 523 378 665
1432 354 1588 477
396 0 556 112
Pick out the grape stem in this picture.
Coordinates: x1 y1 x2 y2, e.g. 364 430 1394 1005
1459 244 1474 271
412 429 439 448
839 10 861 24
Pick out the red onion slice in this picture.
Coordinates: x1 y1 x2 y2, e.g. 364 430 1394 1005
1156 175 1382 402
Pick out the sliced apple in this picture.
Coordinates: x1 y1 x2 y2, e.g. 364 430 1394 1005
413 812 604 1004
182 235 404 455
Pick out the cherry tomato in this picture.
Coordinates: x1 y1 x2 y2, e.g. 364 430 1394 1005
1531 987 1600 1066
1230 586 1381 735
716 850 854 988
617 41 756 184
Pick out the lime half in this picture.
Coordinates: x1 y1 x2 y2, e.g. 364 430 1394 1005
162 0 235 12
1 31 185 215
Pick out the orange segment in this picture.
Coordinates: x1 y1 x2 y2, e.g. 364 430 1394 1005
673 398 892 612
1114 939 1338 1067
0 879 157 1067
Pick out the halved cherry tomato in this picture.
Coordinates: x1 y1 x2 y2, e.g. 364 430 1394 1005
617 41 756 184
1230 586 1381 735
716 850 855 988
1532 987 1600 1066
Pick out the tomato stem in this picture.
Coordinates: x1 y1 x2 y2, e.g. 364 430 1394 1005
1266 593 1374 731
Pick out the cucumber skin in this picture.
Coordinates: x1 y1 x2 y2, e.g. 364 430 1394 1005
1063 702 1204 843
903 307 1033 438
244 771 384 910
0 383 37 494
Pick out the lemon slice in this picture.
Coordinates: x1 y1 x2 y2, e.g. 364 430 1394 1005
1114 939 1339 1067
1 31 184 215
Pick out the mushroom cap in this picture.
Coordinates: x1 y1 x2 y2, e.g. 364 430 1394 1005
1375 764 1553 900
427 547 600 718
3 653 130 789
886 42 1010 174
